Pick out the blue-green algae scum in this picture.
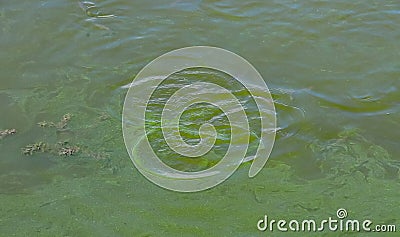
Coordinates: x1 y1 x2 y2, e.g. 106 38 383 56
0 1 399 236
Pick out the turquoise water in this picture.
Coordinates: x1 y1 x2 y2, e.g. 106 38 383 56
1 0 399 236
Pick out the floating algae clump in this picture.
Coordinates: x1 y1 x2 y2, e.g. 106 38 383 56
21 111 114 160
22 114 80 157
310 129 399 181
21 142 48 155
0 128 16 139
21 141 80 157
37 113 72 130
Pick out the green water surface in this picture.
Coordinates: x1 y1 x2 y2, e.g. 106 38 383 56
1 0 399 236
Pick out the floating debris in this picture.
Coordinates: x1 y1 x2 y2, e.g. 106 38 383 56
22 142 47 156
25 112 112 159
37 113 72 130
78 1 115 19
0 128 16 139
56 141 80 157
78 1 96 12
21 141 80 157
37 121 55 128
58 146 80 156
58 113 72 129
86 6 102 17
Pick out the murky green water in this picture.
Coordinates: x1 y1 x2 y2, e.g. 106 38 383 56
1 0 399 236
